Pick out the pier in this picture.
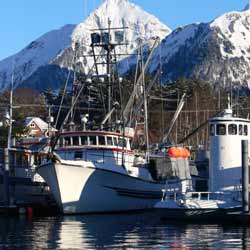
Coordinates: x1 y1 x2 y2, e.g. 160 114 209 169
0 202 59 217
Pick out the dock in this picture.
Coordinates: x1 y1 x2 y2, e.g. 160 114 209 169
0 203 59 217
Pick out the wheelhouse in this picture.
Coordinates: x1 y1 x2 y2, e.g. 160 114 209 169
209 122 249 136
55 131 132 151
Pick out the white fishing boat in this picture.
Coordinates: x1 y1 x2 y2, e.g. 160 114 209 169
37 129 197 214
154 103 246 220
37 21 194 214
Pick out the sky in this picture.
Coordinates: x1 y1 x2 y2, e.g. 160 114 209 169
0 0 248 60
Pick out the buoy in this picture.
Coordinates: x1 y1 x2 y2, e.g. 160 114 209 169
184 148 190 158
177 147 184 158
27 207 33 217
168 147 177 158
168 147 190 158
168 147 181 158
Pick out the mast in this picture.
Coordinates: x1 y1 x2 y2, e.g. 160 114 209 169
89 20 128 129
107 18 112 123
4 60 14 207
69 42 80 126
140 44 149 163
7 73 13 149
123 37 160 126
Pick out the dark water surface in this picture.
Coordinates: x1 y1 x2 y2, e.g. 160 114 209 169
0 212 249 249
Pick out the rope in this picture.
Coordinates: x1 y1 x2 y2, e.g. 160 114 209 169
58 52 102 132
55 50 77 128
159 41 165 139
128 50 140 126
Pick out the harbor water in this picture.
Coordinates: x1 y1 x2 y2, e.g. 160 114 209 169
0 212 250 249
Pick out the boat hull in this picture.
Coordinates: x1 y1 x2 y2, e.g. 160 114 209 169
154 199 242 221
0 175 51 205
155 207 241 220
37 162 164 214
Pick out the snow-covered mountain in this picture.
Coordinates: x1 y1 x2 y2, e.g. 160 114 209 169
0 0 171 92
0 24 76 91
54 0 171 75
2 0 250 91
150 3 250 87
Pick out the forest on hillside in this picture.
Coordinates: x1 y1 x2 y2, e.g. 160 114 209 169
0 75 250 148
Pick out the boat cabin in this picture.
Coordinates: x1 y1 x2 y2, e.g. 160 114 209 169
210 122 248 137
53 130 138 171
209 108 250 192
56 131 132 150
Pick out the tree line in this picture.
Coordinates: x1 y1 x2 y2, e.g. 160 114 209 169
0 76 249 148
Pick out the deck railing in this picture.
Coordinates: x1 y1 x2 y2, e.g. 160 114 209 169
162 191 227 202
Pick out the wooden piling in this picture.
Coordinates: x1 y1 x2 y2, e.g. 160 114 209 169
242 140 249 213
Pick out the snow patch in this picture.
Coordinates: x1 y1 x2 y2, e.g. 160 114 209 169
0 24 76 91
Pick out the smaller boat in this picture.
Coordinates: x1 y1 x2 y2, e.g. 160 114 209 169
154 190 241 220
154 102 245 220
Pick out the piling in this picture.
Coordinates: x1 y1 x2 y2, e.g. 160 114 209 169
242 140 249 213
3 148 10 207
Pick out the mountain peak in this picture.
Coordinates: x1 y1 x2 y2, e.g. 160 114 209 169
105 0 128 4
72 0 171 43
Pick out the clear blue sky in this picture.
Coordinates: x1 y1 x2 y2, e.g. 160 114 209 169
0 0 248 60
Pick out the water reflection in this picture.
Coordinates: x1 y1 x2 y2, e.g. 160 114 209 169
0 213 249 249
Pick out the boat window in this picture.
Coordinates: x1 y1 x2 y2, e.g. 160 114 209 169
118 138 127 148
34 153 41 165
10 152 15 166
216 124 226 135
191 193 199 199
210 124 215 136
72 136 79 146
81 136 88 145
74 151 82 160
128 139 132 149
98 135 106 145
64 137 71 146
244 125 248 136
113 137 118 146
107 136 113 146
98 136 105 145
16 152 28 167
228 124 237 135
201 193 208 200
89 136 97 145
239 125 243 135
59 138 63 147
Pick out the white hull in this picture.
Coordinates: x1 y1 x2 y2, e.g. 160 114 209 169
154 194 241 220
155 206 241 220
38 162 165 214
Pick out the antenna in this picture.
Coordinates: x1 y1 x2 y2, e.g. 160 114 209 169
230 80 233 110
8 58 15 149
227 94 231 110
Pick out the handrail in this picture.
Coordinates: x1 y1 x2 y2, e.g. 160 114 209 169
161 189 244 203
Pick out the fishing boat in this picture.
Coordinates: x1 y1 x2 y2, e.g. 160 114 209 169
0 66 53 206
154 102 245 220
0 136 52 205
37 22 193 214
